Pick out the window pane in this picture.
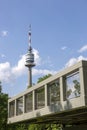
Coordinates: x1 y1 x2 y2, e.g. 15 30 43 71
35 87 45 109
17 97 23 115
25 92 33 112
66 72 80 99
48 79 60 105
9 101 15 117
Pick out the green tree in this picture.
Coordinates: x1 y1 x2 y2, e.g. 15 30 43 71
28 124 45 130
66 89 72 98
73 80 80 97
0 81 2 93
0 82 8 130
28 124 61 130
37 74 52 83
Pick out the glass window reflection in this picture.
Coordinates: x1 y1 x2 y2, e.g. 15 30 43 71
25 92 33 112
9 101 15 117
48 79 60 105
66 72 80 99
17 97 23 115
35 87 45 109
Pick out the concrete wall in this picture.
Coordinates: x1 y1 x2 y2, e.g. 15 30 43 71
8 60 87 124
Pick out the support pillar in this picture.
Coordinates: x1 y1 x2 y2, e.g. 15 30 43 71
45 84 48 107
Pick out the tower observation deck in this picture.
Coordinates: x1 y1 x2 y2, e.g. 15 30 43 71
25 26 35 88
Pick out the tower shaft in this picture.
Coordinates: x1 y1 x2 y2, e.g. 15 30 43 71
28 67 32 87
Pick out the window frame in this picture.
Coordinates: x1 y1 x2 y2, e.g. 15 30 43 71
16 97 23 115
64 71 80 100
35 86 45 109
9 100 15 117
25 92 33 113
47 79 60 106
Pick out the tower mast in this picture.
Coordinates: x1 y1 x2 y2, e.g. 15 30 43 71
25 25 35 88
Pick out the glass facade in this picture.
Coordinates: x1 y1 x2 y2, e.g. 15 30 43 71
35 87 45 109
48 79 60 105
65 71 80 99
17 97 23 115
25 92 33 112
9 101 15 117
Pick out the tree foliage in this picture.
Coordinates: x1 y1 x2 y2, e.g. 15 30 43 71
0 81 2 93
28 124 61 130
37 74 52 83
73 80 80 96
0 82 8 130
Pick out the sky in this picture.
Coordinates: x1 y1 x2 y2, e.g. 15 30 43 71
0 0 87 97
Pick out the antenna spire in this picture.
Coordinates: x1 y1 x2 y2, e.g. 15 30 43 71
28 25 32 49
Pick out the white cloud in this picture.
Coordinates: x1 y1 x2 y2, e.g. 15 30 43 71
1 47 87 86
61 46 67 50
65 55 87 67
1 30 8 37
0 62 12 83
33 68 56 76
65 58 77 67
0 49 57 84
33 49 41 65
12 55 26 77
0 54 6 58
12 49 41 77
78 45 87 53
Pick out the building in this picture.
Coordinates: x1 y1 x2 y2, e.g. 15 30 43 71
8 60 87 128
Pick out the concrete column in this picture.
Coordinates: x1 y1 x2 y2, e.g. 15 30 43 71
79 67 85 97
33 90 35 110
15 99 17 116
60 77 64 102
45 84 48 107
79 67 87 105
8 102 10 118
23 95 25 114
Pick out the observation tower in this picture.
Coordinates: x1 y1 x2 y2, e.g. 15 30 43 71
25 26 35 88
